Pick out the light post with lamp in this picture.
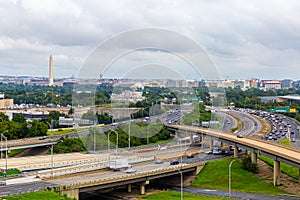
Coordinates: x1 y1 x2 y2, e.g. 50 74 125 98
0 132 8 177
46 144 54 178
1 130 8 159
229 159 236 198
178 170 183 200
107 130 119 164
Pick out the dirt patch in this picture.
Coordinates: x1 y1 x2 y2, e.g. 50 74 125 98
256 159 300 195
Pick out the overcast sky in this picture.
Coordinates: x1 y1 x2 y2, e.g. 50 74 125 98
0 0 300 80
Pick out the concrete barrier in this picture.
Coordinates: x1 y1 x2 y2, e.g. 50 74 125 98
6 176 41 185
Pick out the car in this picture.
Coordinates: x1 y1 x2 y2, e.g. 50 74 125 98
212 147 222 155
291 138 296 142
170 159 180 165
39 136 49 140
186 154 194 158
155 160 164 164
237 134 243 138
204 150 212 154
291 131 295 134
125 166 137 173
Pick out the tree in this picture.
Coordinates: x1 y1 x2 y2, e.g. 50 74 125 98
27 120 48 137
12 113 26 123
82 110 97 122
48 111 61 121
0 112 9 122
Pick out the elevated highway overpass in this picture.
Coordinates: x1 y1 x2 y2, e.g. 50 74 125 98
0 137 60 152
47 162 203 200
166 124 300 186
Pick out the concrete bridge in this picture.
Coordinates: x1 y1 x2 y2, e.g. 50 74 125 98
166 124 300 186
50 162 204 200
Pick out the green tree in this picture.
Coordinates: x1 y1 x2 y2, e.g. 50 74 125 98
0 112 9 122
12 113 26 123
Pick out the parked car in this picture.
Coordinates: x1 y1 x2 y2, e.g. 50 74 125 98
237 134 243 138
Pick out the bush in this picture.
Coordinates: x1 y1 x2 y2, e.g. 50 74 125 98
242 155 258 173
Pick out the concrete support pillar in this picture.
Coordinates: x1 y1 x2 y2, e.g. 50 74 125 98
61 188 79 200
273 160 281 186
200 135 203 142
251 152 257 164
220 141 224 147
234 145 238 158
127 184 132 193
190 134 193 144
139 180 149 195
140 184 145 195
245 150 248 155
210 139 214 149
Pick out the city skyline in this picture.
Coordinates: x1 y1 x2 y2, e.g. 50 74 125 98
0 1 300 80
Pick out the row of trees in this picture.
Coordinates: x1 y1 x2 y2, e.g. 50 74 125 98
0 83 113 106
225 87 300 122
0 113 47 139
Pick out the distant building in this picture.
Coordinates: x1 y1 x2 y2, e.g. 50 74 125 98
0 99 14 109
249 79 259 88
292 80 300 88
281 79 293 89
277 95 300 104
261 80 281 89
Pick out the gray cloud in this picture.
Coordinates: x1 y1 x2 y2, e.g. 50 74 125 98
0 0 300 79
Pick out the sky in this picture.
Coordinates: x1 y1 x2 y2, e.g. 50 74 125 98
0 0 300 80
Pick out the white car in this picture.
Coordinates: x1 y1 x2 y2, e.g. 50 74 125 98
125 167 137 173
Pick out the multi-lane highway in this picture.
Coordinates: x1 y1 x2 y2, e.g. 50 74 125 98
228 109 262 136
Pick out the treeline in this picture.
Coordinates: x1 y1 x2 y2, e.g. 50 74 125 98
105 126 171 148
53 137 86 153
225 87 300 122
0 113 47 139
0 83 112 106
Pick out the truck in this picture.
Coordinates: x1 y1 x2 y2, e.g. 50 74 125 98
109 159 129 171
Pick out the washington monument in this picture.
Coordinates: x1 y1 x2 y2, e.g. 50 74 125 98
49 54 54 86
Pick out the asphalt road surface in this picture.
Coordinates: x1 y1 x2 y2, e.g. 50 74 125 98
229 110 262 136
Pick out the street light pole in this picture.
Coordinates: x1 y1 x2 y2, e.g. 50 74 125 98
178 170 183 200
51 144 53 177
1 131 8 159
229 159 236 198
128 122 131 150
1 133 8 176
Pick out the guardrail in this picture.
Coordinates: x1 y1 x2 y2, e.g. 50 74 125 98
39 156 155 179
62 162 204 190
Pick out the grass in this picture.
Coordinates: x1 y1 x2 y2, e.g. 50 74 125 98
192 158 287 195
279 138 291 147
259 155 299 180
139 191 228 200
8 148 25 157
1 191 74 200
0 169 21 177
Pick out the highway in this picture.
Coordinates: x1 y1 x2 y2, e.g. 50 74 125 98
228 110 262 136
167 124 300 167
